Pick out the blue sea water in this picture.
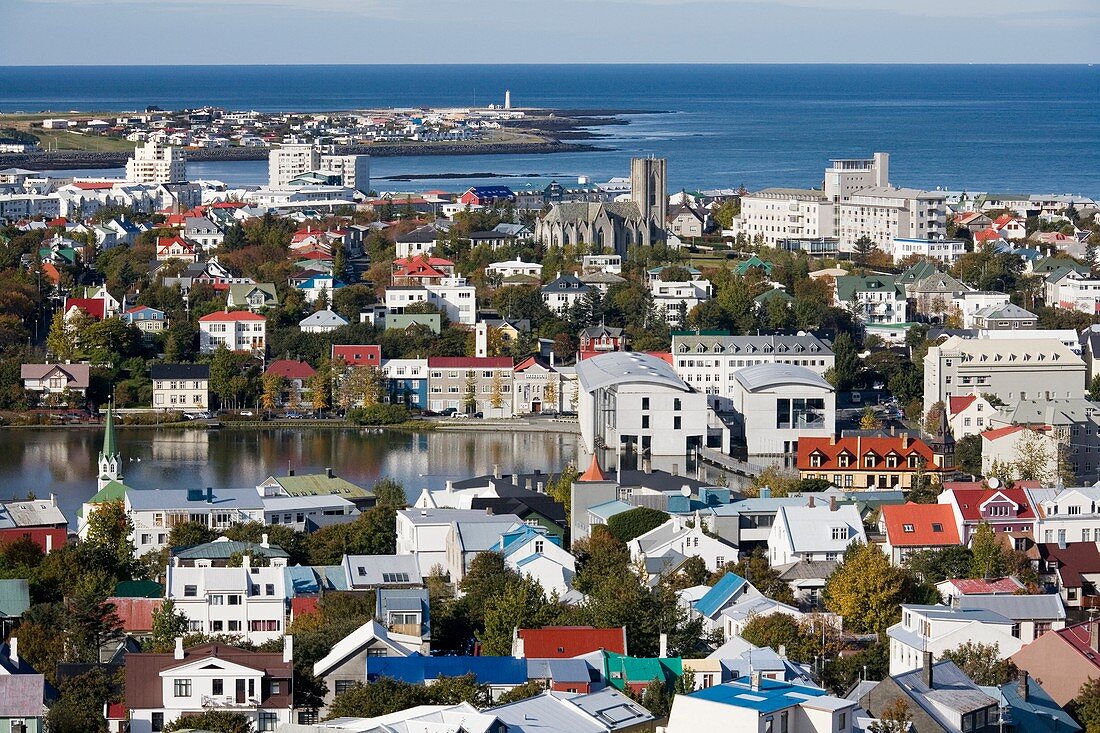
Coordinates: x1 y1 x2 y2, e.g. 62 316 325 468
2 64 1098 195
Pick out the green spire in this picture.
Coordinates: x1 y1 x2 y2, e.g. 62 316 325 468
101 400 116 459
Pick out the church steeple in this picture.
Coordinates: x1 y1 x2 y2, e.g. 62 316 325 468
98 400 122 491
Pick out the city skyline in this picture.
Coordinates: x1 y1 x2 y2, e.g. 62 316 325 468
4 0 1099 65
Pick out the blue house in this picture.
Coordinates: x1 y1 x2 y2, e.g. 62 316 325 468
381 359 429 410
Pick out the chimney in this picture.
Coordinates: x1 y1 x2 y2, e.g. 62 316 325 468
759 487 771 499
288 468 295 476
283 635 294 664
485 506 493 516
902 435 911 450
659 633 668 658
8 637 17 664
446 480 453 493
672 464 679 476
174 637 185 660
890 425 896 436
326 467 334 479
242 552 251 569
643 458 652 474
50 493 57 506
750 670 762 691
808 495 816 508
1017 670 1029 702
261 533 269 549
922 651 935 688
1092 620 1100 652
829 435 837 446
206 487 214 503
778 644 787 660
493 464 502 480
829 496 838 512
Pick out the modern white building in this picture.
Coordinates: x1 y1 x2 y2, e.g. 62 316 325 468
395 507 521 579
125 141 186 184
486 258 542 280
837 187 947 251
922 335 1085 414
665 677 858 733
768 501 866 566
890 236 967 265
955 291 1011 329
649 279 712 328
319 153 371 195
736 188 834 246
199 311 267 353
575 352 711 462
268 143 320 188
671 333 834 412
730 363 835 457
165 559 288 644
125 487 267 557
887 604 1024 676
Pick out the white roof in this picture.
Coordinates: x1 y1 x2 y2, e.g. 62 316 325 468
734 363 834 392
575 352 688 393
313 620 410 677
773 503 865 555
300 309 350 327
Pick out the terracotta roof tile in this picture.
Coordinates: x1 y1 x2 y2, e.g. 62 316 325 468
881 502 960 547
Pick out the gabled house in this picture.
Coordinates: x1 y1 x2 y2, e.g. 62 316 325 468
164 558 288 644
629 514 738 573
263 360 314 405
946 393 996 439
602 650 683 695
394 225 441 259
667 676 857 733
123 305 168 334
20 363 90 398
887 604 1023 676
879 502 961 565
312 620 417 711
227 283 278 311
687 571 756 632
579 324 627 354
124 639 294 733
299 309 349 333
151 363 210 411
859 656 1001 733
768 499 866 566
797 435 946 490
512 626 628 659
541 273 591 314
1011 621 1100 707
155 235 199 263
937 484 1039 544
198 311 266 353
494 524 577 599
297 275 345 305
956 593 1066 644
1036 541 1100 607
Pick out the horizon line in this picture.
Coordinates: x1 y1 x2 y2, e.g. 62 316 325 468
0 61 1097 68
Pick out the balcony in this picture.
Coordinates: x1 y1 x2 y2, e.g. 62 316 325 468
201 695 260 709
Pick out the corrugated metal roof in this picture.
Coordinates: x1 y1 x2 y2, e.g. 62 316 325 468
0 579 30 618
958 593 1066 621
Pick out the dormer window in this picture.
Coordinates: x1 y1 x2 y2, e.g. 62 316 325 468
903 524 915 533
696 344 706 354
864 454 877 468
886 454 899 469
932 523 943 532
907 455 921 468
831 527 847 540
838 453 852 468
810 452 824 468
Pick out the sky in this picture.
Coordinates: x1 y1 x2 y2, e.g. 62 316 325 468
2 0 1099 65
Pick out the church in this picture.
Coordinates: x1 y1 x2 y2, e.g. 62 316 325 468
535 157 667 253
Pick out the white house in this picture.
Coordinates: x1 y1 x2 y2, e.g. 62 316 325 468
1026 486 1100 545
198 311 266 353
165 559 288 645
541 274 591 314
395 508 521 579
496 524 578 600
665 676 858 733
887 604 1024 676
730 363 835 458
487 258 542 280
629 514 738 574
981 426 1060 484
649 279 713 328
124 487 266 557
890 236 967 265
954 291 1011 329
297 275 345 305
946 393 996 439
767 500 866 566
299 309 349 333
575 352 712 462
956 593 1066 644
125 638 294 733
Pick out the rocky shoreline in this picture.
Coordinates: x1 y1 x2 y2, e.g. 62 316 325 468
0 140 605 172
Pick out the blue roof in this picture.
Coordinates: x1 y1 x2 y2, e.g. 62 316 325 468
695 573 747 618
366 654 528 685
996 679 1081 733
495 525 560 558
467 186 515 198
587 500 634 521
298 276 347 290
689 677 828 713
284 566 321 596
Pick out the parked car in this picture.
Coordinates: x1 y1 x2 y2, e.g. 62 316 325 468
285 412 303 419
473 412 484 419
240 410 254 417
439 407 457 417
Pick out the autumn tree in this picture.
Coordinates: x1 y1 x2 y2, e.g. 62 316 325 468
309 359 333 414
261 371 285 413
860 406 882 431
489 370 505 411
824 542 910 634
869 698 912 733
969 522 1008 579
940 641 1017 685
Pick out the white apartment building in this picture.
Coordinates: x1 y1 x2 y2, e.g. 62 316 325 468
833 275 908 324
737 188 834 246
650 279 712 328
731 363 836 457
955 291 1010 328
395 508 522 579
887 604 1023 676
165 560 288 644
386 277 477 327
125 141 186 184
672 333 834 412
1048 270 1100 315
151 364 210 411
319 153 370 195
922 335 1085 414
1027 486 1100 546
0 193 62 221
836 187 947 251
124 487 267 557
198 311 267 353
268 143 320 188
890 236 967 265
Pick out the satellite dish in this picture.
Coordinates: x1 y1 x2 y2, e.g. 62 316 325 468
987 477 1001 489
681 485 692 497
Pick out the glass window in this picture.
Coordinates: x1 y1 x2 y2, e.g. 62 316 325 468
212 679 223 696
173 679 192 697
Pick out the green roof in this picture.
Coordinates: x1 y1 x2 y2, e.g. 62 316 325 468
77 479 131 517
0 579 30 618
603 650 682 690
269 474 373 499
834 274 904 302
754 288 793 304
735 255 773 276
113 580 164 598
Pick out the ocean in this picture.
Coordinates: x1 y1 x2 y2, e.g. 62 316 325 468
2 64 1098 195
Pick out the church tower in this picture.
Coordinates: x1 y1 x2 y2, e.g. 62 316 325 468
630 157 667 244
98 401 122 491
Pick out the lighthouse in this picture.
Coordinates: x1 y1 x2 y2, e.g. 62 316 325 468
504 90 511 110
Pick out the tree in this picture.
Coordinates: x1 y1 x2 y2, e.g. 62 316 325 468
1071 678 1100 733
606 507 669 543
495 680 547 705
463 371 477 413
309 360 332 414
905 546 973 583
478 575 559 655
954 434 982 477
827 332 860 392
46 310 77 360
167 521 218 550
969 522 1008 579
84 499 135 578
47 667 114 733
148 599 190 653
868 698 912 733
261 371 285 412
489 370 505 411
853 236 875 267
373 478 408 508
940 641 1017 685
741 614 821 663
545 465 578 523
711 548 795 605
860 406 882 431
824 542 910 634
163 710 253 733
923 401 946 436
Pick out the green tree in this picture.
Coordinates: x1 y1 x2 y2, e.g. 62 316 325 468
462 371 478 413
1071 678 1100 733
954 434 983 477
905 546 973 583
84 499 135 578
209 344 237 409
478 575 559 655
545 465 578 523
46 667 114 733
167 521 217 549
827 331 860 392
495 680 547 704
853 235 875 267
373 478 408 508
148 599 190 653
940 641 1017 685
868 698 913 733
824 542 910 634
969 522 1007 579
46 309 77 360
606 507 669 543
163 710 253 733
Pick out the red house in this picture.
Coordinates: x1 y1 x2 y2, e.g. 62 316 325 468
331 344 381 367
937 482 1039 544
0 496 68 553
459 186 516 207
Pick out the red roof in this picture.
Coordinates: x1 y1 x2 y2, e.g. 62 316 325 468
942 577 1025 595
942 487 1038 522
332 345 381 366
108 597 164 633
797 435 943 472
266 359 316 380
428 357 513 369
942 480 1041 491
993 214 1021 228
881 502 960 547
1038 542 1100 587
72 181 114 190
955 212 984 225
395 256 454 268
157 235 195 252
46 216 69 227
65 297 106 320
517 626 627 658
291 596 320 620
1054 622 1100 671
579 454 608 482
947 395 977 416
41 262 61 285
210 201 247 209
974 228 1003 242
106 703 128 720
981 425 1027 441
198 310 266 323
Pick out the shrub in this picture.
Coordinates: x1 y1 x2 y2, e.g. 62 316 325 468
606 506 669 543
347 404 410 425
